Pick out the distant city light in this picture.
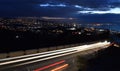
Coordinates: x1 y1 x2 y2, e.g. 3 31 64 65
16 35 19 38
68 28 76 30
78 32 81 35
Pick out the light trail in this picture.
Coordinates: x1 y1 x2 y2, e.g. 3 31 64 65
0 41 110 67
13 50 76 66
34 60 65 71
0 47 75 61
51 64 69 71
0 50 76 65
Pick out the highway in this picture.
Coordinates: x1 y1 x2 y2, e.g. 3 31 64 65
0 41 110 71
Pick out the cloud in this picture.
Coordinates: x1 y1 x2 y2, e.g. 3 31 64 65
74 5 93 11
41 16 76 20
74 5 82 8
40 3 66 7
78 7 120 14
76 14 120 24
0 0 120 17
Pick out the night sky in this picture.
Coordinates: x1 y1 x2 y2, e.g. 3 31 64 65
0 0 120 23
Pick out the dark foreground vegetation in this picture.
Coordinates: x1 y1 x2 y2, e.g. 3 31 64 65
87 45 120 71
0 27 109 53
76 45 120 71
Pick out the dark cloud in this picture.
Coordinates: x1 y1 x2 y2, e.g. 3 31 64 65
110 2 120 8
0 0 119 20
76 14 120 24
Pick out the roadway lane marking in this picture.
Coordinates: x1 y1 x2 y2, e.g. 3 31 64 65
34 60 65 71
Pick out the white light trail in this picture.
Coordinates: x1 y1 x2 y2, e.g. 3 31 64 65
0 41 110 66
